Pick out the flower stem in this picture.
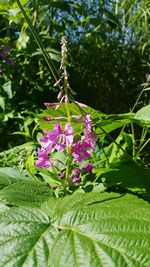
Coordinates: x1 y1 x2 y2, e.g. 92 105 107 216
60 36 73 190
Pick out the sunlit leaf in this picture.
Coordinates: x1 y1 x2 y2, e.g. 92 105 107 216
133 104 150 126
0 180 52 207
1 193 150 266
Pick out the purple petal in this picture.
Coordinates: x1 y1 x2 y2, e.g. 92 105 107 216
65 123 73 135
60 171 65 179
54 123 63 134
85 113 92 132
72 168 81 183
66 135 73 147
82 163 94 172
72 176 81 183
73 141 92 162
35 158 51 168
65 123 74 147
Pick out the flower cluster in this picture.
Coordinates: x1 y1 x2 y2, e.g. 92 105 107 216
0 45 14 66
36 113 97 184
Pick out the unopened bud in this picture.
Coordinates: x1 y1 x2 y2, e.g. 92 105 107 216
65 95 69 103
57 91 63 99
54 80 59 87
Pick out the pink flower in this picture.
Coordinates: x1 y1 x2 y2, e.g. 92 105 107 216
84 113 92 132
84 130 97 150
82 163 94 172
57 91 63 99
65 123 74 147
73 141 92 162
39 136 53 152
75 101 88 108
54 80 60 87
44 102 62 107
35 148 51 168
71 168 81 183
39 123 74 153
60 171 65 179
46 123 63 143
43 116 67 121
71 115 82 122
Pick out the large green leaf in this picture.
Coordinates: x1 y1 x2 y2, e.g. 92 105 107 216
37 102 101 133
101 160 150 200
95 118 130 139
0 167 30 189
0 207 57 267
0 167 53 207
38 102 134 140
0 180 52 207
1 192 150 266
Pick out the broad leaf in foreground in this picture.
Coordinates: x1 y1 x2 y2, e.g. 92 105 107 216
0 167 30 189
0 167 53 207
0 192 150 267
0 180 52 207
101 160 150 200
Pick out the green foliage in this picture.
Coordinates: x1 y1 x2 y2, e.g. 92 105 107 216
0 167 29 187
0 142 37 168
0 1 150 265
134 104 150 126
0 180 53 207
37 102 100 133
0 0 150 150
0 190 150 266
101 160 150 198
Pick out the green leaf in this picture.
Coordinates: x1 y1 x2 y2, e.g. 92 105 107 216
0 207 57 267
2 81 12 99
0 180 52 207
0 167 30 189
38 102 100 133
0 96 5 110
8 7 19 17
95 119 131 139
0 202 9 213
1 193 150 266
32 48 61 62
38 103 80 133
133 104 150 126
0 142 36 156
101 160 150 200
102 132 133 164
17 32 29 49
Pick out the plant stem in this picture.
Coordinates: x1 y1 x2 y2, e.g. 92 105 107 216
139 127 148 149
136 137 150 158
131 122 135 157
16 0 59 83
60 36 73 189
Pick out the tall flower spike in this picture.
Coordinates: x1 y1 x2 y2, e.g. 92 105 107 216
60 36 68 74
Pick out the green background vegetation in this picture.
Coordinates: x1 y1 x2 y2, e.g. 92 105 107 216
0 0 150 151
0 2 150 266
